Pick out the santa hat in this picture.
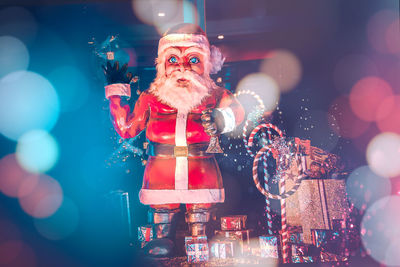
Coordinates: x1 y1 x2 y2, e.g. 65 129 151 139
157 23 225 74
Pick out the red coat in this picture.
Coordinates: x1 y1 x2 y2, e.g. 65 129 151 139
109 87 244 205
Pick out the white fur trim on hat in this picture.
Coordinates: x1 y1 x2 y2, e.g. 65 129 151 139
157 33 225 74
158 33 210 56
210 45 225 74
139 188 225 204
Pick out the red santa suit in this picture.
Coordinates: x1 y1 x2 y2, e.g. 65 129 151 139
105 23 244 207
106 86 244 205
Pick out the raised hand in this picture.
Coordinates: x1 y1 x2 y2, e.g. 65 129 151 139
102 61 133 85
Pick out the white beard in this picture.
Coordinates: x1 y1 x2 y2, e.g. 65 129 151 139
149 70 217 114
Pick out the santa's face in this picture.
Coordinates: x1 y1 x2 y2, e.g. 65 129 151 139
150 45 216 113
164 46 205 78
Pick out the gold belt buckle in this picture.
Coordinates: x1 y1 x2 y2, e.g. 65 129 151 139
174 146 188 157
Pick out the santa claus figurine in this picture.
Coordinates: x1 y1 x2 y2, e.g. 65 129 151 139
103 23 244 256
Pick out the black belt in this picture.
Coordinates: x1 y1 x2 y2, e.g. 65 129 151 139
146 142 210 157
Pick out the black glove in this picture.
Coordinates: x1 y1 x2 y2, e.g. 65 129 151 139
201 108 225 136
102 61 133 85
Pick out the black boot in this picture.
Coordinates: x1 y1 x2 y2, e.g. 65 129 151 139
143 208 179 257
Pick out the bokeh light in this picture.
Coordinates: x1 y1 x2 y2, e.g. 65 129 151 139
131 0 185 35
0 154 39 198
328 95 370 139
0 36 29 78
384 60 400 95
0 240 23 265
346 165 391 210
385 18 400 55
367 9 399 54
124 48 137 67
0 71 60 141
3 241 36 267
16 130 59 174
361 196 400 266
349 76 393 122
0 220 36 267
0 7 38 45
0 220 21 243
376 95 400 134
294 109 339 152
48 65 89 113
366 132 400 178
18 174 63 218
34 197 79 240
333 54 379 93
259 49 302 93
235 73 280 112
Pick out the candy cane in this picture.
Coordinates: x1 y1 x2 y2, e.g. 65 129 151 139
252 148 306 200
280 177 289 263
243 119 255 157
261 131 273 235
248 123 283 148
235 90 265 157
248 124 306 263
234 90 265 111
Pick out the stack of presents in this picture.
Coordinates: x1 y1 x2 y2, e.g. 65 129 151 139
184 215 250 263
137 140 359 263
182 216 354 264
137 189 357 264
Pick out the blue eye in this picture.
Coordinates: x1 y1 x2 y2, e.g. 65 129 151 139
168 56 178 64
189 57 199 64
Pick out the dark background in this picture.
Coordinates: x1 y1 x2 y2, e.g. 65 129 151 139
0 0 399 266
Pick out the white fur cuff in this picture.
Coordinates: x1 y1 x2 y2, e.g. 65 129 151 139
217 107 236 133
105 83 131 99
139 188 225 204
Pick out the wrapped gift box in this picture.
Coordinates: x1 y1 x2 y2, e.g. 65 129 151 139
210 240 235 259
185 235 209 263
106 51 115 60
138 225 153 247
290 243 309 257
259 235 279 258
320 251 348 262
280 226 303 244
154 223 171 239
293 139 344 178
311 229 344 255
221 215 247 231
289 232 303 244
281 177 349 244
292 255 316 263
281 142 349 244
138 225 153 242
214 229 252 254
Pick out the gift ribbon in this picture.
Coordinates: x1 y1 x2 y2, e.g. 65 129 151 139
187 243 208 262
223 217 241 230
145 228 151 241
317 179 331 229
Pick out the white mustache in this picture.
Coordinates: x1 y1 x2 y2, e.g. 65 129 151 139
168 71 205 89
